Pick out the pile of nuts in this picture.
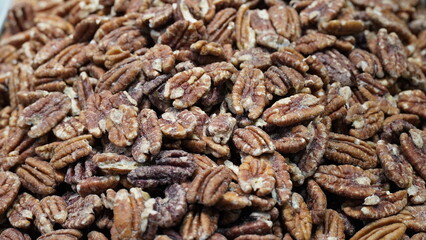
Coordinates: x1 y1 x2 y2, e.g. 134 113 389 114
0 0 426 239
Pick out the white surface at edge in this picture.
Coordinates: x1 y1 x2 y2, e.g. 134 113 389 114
0 0 13 33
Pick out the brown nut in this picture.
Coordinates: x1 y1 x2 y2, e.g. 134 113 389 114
400 129 426 180
349 216 406 240
233 126 275 156
238 155 275 197
281 193 312 240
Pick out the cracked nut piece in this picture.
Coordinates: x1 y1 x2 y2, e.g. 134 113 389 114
111 188 156 240
40 195 67 225
0 171 20 216
376 28 408 79
398 90 426 119
238 155 275 197
155 183 187 228
342 190 407 220
17 92 71 138
281 193 312 240
233 126 275 156
231 68 267 120
400 129 426 180
314 165 378 199
377 140 413 188
187 165 232 206
50 135 92 169
349 216 406 240
63 194 103 229
345 101 384 140
16 157 63 195
349 49 384 78
180 205 219 240
164 67 211 109
132 109 162 163
127 150 196 188
325 133 378 169
262 93 324 127
408 175 426 205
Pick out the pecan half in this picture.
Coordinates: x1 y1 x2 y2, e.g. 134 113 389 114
270 152 292 205
207 8 236 45
281 193 312 240
159 108 197 139
307 180 327 225
233 126 275 156
299 0 344 27
106 104 139 147
376 28 408 79
325 133 378 169
37 229 82 240
349 49 384 78
187 165 232 206
314 209 345 240
132 109 162 163
155 184 187 228
158 20 207 50
350 216 406 240
238 155 275 197
398 205 426 232
0 228 31 240
0 171 20 216
40 195 67 225
17 92 71 138
398 90 426 119
295 32 336 55
141 44 175 79
314 49 357 87
269 5 300 42
50 135 92 169
264 65 304 97
63 194 103 229
262 93 324 127
53 116 86 141
400 129 426 180
180 205 219 240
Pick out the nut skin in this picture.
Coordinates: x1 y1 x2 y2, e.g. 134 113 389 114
0 171 20 216
281 193 312 240
238 155 275 197
233 126 275 156
349 216 406 240
400 129 426 180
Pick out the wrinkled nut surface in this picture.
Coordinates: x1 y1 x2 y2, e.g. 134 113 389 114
1 0 426 238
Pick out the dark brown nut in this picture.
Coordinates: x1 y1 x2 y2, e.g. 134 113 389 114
264 65 304 97
73 16 102 43
233 126 275 156
40 195 67 225
132 109 162 163
231 48 271 70
88 231 108 240
319 19 364 36
180 205 219 240
206 113 236 145
342 190 407 220
53 116 86 141
98 26 147 53
164 67 211 109
77 175 120 197
270 48 309 73
65 160 97 185
376 28 408 79
408 175 426 205
263 93 324 127
155 183 187 228
325 133 377 169
401 129 426 180
127 150 196 188
377 140 414 188
0 228 31 240
349 216 406 240
96 56 144 94
381 119 417 144
174 0 215 23
63 194 103 229
281 193 312 240
203 62 238 86
314 49 357 87
159 20 207 50
299 0 344 26
231 68 267 120
223 212 274 239
187 165 231 206
34 43 89 79
307 180 327 225
106 104 139 147
314 165 379 199
159 108 197 139
50 135 92 169
193 154 218 175
7 192 53 234
235 4 255 50
273 125 309 154
349 49 384 78
207 8 236 45
345 101 384 140
141 44 175 79
237 155 275 197
268 5 300 42
110 188 155 240
37 229 82 240
398 90 426 119
270 152 292 205
0 171 20 216
297 118 329 178
294 32 336 55
16 157 63 195
398 205 426 232
314 209 345 240
17 92 71 138
366 8 415 43
92 153 139 175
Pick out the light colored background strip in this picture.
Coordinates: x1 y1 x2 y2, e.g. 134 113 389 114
0 0 13 33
